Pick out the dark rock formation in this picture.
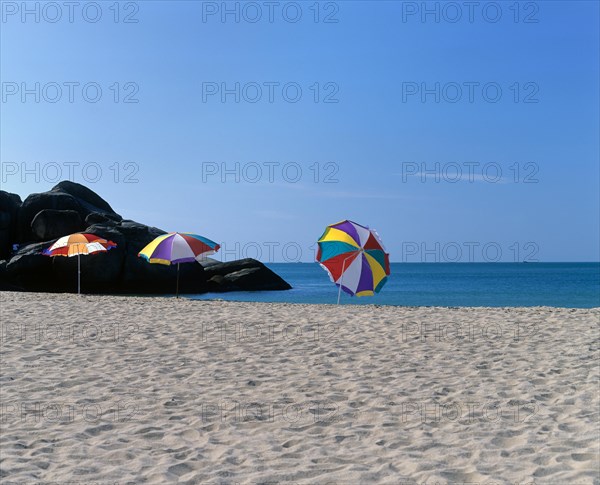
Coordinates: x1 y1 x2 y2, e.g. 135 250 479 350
0 181 292 295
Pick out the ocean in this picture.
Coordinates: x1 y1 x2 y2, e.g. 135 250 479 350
188 263 600 308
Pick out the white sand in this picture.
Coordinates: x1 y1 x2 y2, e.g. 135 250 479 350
1 291 598 484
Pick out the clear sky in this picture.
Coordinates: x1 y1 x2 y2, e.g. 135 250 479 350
1 0 599 262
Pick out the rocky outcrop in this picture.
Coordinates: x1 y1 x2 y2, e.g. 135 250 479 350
0 182 291 295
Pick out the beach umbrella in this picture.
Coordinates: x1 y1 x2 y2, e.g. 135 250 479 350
316 220 390 304
138 232 220 297
43 233 117 294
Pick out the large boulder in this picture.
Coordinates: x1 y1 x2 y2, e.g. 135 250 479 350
0 191 22 259
31 209 84 241
17 181 121 242
204 258 292 292
17 192 83 242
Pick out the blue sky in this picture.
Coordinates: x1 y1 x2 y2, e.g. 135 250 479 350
1 1 599 262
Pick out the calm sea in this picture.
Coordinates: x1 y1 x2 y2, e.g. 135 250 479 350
189 263 600 308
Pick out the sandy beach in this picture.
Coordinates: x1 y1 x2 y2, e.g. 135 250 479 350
0 291 598 484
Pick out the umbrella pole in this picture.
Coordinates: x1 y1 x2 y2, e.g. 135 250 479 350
176 262 180 298
77 253 81 295
337 259 346 305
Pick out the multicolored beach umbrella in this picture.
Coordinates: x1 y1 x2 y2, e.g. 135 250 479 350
43 233 117 294
138 232 220 297
316 220 390 304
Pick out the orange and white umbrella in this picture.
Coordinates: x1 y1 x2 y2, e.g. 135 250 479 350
43 233 117 294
